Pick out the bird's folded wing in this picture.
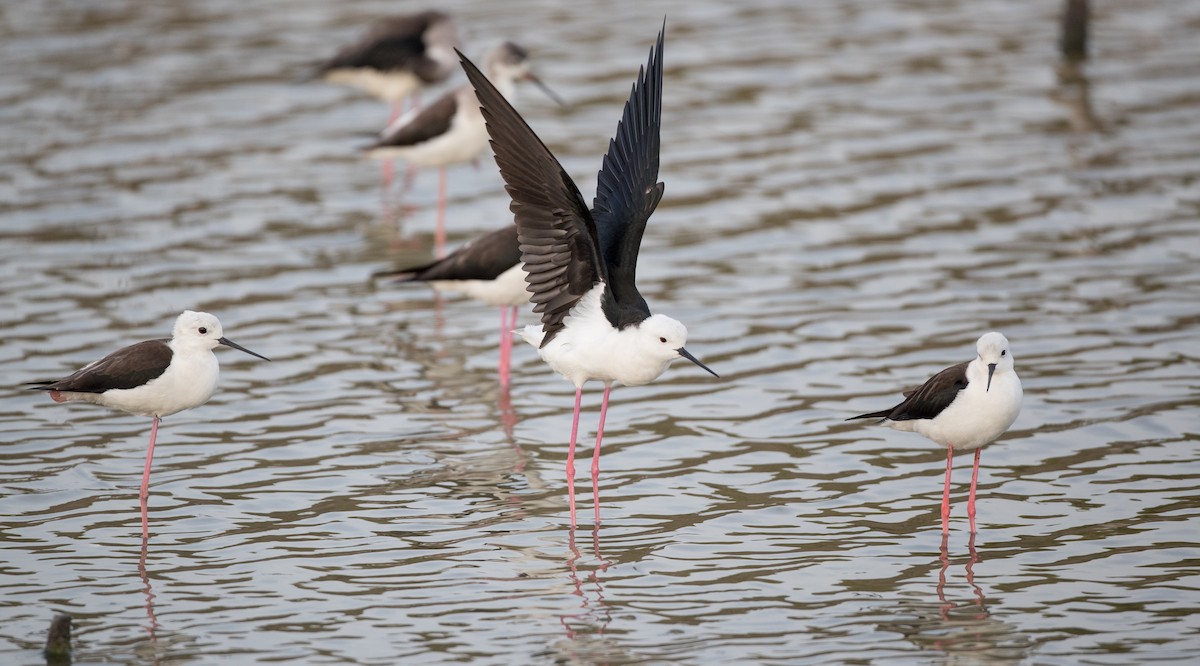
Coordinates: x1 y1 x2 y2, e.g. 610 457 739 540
890 361 970 421
31 339 173 394
376 225 522 282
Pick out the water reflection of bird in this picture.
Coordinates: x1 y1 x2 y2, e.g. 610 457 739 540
367 42 563 258
27 311 269 538
557 529 614 656
313 11 462 122
139 537 161 646
459 23 718 529
848 332 1022 533
374 224 526 387
879 536 1031 664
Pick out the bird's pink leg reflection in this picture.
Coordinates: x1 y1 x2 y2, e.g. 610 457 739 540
965 532 985 607
560 526 612 640
498 375 518 442
139 535 160 642
936 533 987 622
937 533 953 620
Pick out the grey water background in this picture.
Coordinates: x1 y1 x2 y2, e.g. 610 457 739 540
2 0 1199 663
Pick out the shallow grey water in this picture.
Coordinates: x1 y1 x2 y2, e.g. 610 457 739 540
3 0 1200 664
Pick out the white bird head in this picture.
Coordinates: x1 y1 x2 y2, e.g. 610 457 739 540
637 314 718 378
483 42 564 106
172 310 269 360
975 331 1014 391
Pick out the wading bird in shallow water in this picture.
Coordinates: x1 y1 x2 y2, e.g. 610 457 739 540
374 224 527 387
459 23 718 529
313 10 462 122
847 332 1022 534
367 42 563 258
28 311 269 539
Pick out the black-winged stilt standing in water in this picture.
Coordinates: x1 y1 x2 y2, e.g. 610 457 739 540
374 224 527 387
366 41 563 258
313 10 462 122
847 332 1022 534
28 311 269 539
459 23 718 529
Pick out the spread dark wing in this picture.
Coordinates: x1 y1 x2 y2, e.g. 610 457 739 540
28 339 173 394
592 23 665 329
370 91 456 149
374 225 521 282
458 49 604 346
320 13 434 74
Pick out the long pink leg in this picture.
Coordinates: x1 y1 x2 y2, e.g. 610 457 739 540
498 306 511 387
941 444 954 534
435 167 447 258
505 306 518 384
140 416 160 539
968 448 982 533
382 98 406 191
382 160 395 192
591 383 612 526
567 387 583 530
388 96 405 124
402 92 422 189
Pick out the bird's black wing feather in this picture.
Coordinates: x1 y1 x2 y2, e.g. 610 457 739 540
374 225 521 282
847 361 970 422
27 339 173 394
592 23 666 329
370 91 456 149
458 50 604 346
320 13 435 73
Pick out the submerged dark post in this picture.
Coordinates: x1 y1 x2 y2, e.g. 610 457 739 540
44 614 72 664
1060 0 1089 61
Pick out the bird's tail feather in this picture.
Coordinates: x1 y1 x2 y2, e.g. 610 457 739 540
370 267 422 283
846 409 891 422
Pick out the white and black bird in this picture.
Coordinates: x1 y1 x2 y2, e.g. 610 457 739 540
459 23 718 529
28 311 269 538
374 224 527 386
848 332 1022 534
366 41 563 258
314 10 462 120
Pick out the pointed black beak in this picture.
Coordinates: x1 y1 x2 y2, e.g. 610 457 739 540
677 347 718 378
986 363 996 391
525 71 566 107
219 337 270 361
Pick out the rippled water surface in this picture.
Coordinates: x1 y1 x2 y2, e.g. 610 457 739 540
3 0 1200 663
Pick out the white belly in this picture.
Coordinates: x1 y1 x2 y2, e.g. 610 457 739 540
323 68 421 102
367 111 489 167
893 374 1023 450
61 352 220 418
518 286 673 388
431 264 528 307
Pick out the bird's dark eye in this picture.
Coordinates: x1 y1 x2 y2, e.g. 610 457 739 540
198 327 208 335
659 337 667 343
1001 350 1007 356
